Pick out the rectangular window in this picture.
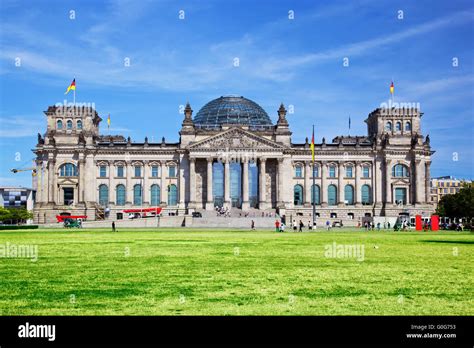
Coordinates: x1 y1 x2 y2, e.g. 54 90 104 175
395 188 407 205
295 166 302 178
99 166 107 178
151 165 159 177
313 166 319 177
329 166 336 178
362 167 369 178
168 166 176 177
117 166 124 178
134 166 142 177
346 166 353 178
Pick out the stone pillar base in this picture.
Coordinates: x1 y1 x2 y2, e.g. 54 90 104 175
355 203 362 207
337 202 345 207
241 201 250 211
321 202 328 207
259 202 269 210
205 202 214 210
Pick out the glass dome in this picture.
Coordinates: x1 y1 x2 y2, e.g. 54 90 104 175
194 96 272 127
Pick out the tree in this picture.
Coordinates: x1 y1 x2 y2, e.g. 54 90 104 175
436 185 474 219
0 207 33 224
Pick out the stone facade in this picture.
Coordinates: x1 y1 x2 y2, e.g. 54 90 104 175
32 99 435 224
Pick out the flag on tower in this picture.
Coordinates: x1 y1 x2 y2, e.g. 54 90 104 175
310 126 315 162
65 79 76 95
107 114 111 129
390 81 394 95
349 116 351 130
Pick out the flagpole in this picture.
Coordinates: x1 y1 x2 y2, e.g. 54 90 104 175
312 124 316 231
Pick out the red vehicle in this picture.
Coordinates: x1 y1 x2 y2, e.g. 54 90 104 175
123 207 162 219
56 215 87 223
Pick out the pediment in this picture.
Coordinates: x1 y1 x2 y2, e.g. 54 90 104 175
57 177 78 185
187 127 286 150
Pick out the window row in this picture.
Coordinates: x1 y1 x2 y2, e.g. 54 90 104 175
98 164 176 178
385 121 411 132
57 119 82 130
294 165 371 178
293 184 373 206
98 184 178 206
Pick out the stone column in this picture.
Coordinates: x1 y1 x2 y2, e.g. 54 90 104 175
84 154 97 205
126 161 132 205
321 161 327 206
205 157 214 210
78 158 85 203
224 159 231 208
304 161 311 206
48 159 55 203
385 159 392 204
338 161 344 206
425 161 431 204
189 157 196 208
415 160 425 204
109 163 115 206
178 156 186 210
143 160 149 206
374 156 383 205
259 157 267 210
242 158 249 210
355 161 362 206
160 161 167 206
277 158 284 207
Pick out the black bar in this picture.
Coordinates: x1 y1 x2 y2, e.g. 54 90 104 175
0 316 472 346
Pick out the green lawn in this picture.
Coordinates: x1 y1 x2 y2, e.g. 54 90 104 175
0 228 472 315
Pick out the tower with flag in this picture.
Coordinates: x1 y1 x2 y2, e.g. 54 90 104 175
65 78 76 104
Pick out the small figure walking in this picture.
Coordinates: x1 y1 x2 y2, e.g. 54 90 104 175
299 220 304 232
275 220 280 232
326 220 330 231
112 221 116 232
251 220 255 230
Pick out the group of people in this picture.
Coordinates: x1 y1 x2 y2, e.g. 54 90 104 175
274 219 317 232
215 206 231 217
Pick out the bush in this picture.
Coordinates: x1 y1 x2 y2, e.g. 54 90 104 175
0 225 39 230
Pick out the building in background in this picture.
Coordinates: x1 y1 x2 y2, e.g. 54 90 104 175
0 186 35 224
430 176 472 205
32 95 435 223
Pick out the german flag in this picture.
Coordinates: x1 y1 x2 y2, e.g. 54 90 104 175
310 126 315 162
107 114 111 129
65 79 76 95
390 81 394 95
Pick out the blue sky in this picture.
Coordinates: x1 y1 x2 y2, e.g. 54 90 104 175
0 0 473 187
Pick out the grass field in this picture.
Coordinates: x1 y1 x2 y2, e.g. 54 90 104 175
0 228 472 315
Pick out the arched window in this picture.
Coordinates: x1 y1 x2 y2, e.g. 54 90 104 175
405 122 411 131
67 120 73 130
329 165 336 178
344 185 354 205
328 185 337 205
395 121 401 131
150 184 160 206
133 184 142 205
168 184 177 206
293 184 303 206
362 166 370 178
295 165 303 178
59 163 78 176
98 184 109 206
311 184 320 205
385 121 392 131
361 184 372 205
116 185 126 205
57 120 63 129
77 120 82 129
392 164 409 177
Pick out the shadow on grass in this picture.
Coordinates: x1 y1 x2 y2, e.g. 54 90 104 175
421 240 474 245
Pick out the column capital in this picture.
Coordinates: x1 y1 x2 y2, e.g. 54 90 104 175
189 157 196 164
259 157 267 164
207 157 214 163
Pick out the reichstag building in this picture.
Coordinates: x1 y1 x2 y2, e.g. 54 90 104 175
33 95 435 223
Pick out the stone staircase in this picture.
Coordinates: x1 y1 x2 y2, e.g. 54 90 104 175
191 208 279 229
